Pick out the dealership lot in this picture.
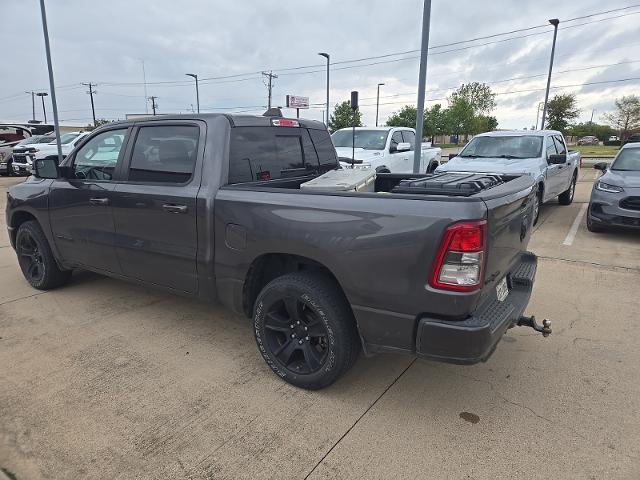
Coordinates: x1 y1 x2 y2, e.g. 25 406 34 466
1 172 639 479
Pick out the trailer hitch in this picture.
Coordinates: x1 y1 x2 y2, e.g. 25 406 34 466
517 315 552 337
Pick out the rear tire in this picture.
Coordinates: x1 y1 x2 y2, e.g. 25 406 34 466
16 221 72 290
253 272 360 390
559 172 577 205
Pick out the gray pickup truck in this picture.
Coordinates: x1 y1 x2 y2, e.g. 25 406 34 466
6 114 550 389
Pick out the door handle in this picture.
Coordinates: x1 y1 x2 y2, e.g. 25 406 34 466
163 204 188 214
89 197 109 206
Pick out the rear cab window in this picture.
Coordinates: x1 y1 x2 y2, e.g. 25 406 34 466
228 126 337 184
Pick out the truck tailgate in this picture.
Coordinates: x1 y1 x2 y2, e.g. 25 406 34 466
480 175 536 299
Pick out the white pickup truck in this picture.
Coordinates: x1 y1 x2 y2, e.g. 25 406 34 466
331 126 442 173
436 130 580 223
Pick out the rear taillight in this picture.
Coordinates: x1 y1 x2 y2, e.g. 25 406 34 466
429 220 486 292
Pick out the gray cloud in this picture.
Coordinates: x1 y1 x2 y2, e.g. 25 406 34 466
1 0 638 128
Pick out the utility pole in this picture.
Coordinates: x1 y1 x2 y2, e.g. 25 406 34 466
541 18 560 130
375 83 385 127
25 91 36 122
149 96 158 116
413 0 433 173
535 101 544 130
36 92 48 123
82 82 97 126
262 71 278 109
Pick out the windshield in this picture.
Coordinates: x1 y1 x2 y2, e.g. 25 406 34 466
331 129 389 150
54 133 80 145
460 135 543 159
16 136 40 146
611 148 640 171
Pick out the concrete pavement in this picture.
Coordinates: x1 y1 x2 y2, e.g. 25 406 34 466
1 172 639 479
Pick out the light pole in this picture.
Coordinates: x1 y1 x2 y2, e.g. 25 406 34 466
318 53 330 126
185 73 200 113
541 18 559 130
36 92 48 123
39 0 63 163
25 91 36 122
375 83 385 127
413 0 433 173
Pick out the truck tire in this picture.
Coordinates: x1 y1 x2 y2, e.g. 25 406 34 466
532 189 542 226
253 272 360 390
558 172 577 205
15 220 72 290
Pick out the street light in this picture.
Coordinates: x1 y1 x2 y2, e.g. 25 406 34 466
375 83 385 127
185 73 200 113
36 92 48 123
318 53 330 126
540 18 559 130
25 91 36 122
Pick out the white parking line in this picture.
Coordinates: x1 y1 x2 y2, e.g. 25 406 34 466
563 203 588 246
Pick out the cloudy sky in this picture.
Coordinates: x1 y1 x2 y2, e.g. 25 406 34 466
1 0 639 129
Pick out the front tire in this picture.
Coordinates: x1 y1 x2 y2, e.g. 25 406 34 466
253 272 360 390
16 221 71 290
587 212 604 233
559 172 577 205
532 189 542 226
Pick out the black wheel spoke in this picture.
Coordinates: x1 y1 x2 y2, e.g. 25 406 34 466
301 342 323 371
283 297 302 323
27 262 40 279
306 320 326 337
274 339 298 365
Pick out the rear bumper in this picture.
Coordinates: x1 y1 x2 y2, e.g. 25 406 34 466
415 251 537 364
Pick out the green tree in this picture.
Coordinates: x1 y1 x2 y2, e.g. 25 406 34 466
545 94 580 132
566 122 614 142
424 104 449 140
386 105 417 128
445 98 475 141
471 115 498 134
603 95 640 141
328 101 362 132
84 118 111 131
449 82 496 116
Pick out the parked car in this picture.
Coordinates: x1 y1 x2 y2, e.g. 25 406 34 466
588 142 640 232
624 133 640 145
0 125 33 175
609 135 620 142
31 132 89 162
436 130 581 224
577 135 599 146
11 135 56 175
331 126 441 173
6 114 549 390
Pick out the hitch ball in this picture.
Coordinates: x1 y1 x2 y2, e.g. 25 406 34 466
517 315 552 337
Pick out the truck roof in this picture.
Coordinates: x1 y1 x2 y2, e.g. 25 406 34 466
103 113 328 130
475 129 562 137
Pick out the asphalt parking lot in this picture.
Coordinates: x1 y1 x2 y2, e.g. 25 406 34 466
1 171 639 480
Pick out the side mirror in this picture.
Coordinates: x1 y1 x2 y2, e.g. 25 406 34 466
396 142 411 152
593 162 608 171
548 153 567 165
34 156 60 179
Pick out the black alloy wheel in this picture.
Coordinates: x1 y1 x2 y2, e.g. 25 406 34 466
263 296 329 374
17 229 46 284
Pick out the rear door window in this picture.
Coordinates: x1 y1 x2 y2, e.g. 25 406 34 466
229 127 320 184
553 135 567 154
309 129 338 167
128 125 199 184
401 130 415 150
